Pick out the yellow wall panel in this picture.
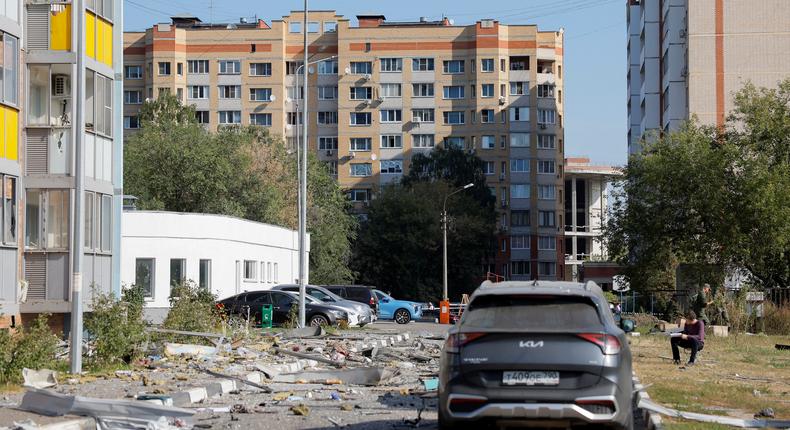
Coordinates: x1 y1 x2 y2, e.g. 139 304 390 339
86 11 96 59
50 5 72 51
0 106 5 159
5 108 18 161
100 19 113 66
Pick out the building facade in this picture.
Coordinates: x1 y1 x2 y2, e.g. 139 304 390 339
121 211 305 323
0 0 124 331
627 0 790 154
123 11 566 281
562 157 619 283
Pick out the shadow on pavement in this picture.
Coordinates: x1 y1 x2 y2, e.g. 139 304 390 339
306 419 438 430
376 392 438 410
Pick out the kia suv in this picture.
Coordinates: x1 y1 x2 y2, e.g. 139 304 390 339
438 280 634 429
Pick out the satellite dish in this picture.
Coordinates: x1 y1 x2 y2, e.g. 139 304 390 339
344 67 351 74
308 66 315 74
269 95 277 102
371 153 378 161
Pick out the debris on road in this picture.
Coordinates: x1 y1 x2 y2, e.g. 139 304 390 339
21 369 58 389
639 397 790 428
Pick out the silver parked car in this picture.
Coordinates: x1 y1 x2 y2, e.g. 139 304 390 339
439 280 634 430
272 284 374 326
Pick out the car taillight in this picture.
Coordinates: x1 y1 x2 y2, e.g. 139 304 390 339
577 333 621 355
370 297 375 305
444 332 486 354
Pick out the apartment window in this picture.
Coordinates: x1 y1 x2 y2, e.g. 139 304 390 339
510 81 528 96
538 160 556 174
412 108 435 123
412 58 435 71
318 137 338 150
243 260 257 280
380 135 402 148
124 90 142 104
325 161 338 175
318 111 338 125
510 56 529 70
538 109 556 124
380 109 402 123
349 189 370 202
350 61 372 74
188 60 209 74
307 21 320 33
158 62 171 76
443 111 465 125
176 87 184 101
500 58 506 70
412 134 435 148
125 65 142 79
481 58 495 72
218 60 241 75
483 161 494 175
250 88 272 102
537 134 556 149
511 261 530 276
135 258 154 298
249 62 272 76
537 84 555 98
380 83 402 97
350 87 372 100
324 21 337 32
350 138 372 151
443 86 464 99
289 21 302 33
318 86 338 100
481 84 494 98
199 260 211 290
442 60 465 74
158 88 170 98
85 71 113 137
317 60 338 75
287 112 303 125
219 85 241 99
444 136 465 149
1 176 16 245
380 58 402 72
511 184 530 199
538 185 556 200
25 189 69 249
511 210 530 227
481 135 495 149
539 210 556 227
287 86 304 100
538 236 556 251
250 113 272 126
350 112 372 126
350 163 372 177
511 235 529 250
539 262 557 277
500 135 507 148
412 83 434 97
511 159 529 172
508 134 530 149
195 111 209 124
509 107 529 122
481 109 495 123
169 258 186 286
218 111 241 124
286 61 303 75
176 62 183 75
188 86 208 99
123 116 140 129
380 160 403 174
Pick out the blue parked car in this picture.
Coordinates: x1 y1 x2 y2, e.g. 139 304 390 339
373 289 423 324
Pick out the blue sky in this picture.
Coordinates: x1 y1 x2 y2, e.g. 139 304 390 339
124 0 627 166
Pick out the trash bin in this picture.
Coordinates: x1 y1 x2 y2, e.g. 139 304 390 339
261 304 273 329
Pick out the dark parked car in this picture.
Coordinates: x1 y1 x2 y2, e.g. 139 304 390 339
323 285 379 315
439 280 634 430
217 290 348 327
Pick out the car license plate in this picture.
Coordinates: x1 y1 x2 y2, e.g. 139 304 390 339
502 371 559 386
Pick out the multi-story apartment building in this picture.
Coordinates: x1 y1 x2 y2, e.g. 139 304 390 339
627 0 790 154
124 11 565 281
0 0 123 331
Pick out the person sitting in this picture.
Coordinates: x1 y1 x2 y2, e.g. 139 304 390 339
671 310 705 366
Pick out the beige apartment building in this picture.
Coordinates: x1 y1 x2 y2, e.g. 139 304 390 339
123 11 566 281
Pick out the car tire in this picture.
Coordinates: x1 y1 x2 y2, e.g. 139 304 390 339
394 308 411 324
309 314 329 327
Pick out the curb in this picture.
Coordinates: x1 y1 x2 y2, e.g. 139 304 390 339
633 376 663 430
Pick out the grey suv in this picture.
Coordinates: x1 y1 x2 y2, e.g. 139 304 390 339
439 280 634 430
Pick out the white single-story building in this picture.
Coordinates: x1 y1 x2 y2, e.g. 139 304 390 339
120 211 308 323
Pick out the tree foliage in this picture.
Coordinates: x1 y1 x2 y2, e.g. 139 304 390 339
607 79 790 290
124 94 356 283
353 148 497 301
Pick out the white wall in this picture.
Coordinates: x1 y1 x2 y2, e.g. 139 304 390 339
121 211 307 314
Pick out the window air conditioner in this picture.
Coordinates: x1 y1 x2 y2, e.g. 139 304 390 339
365 99 372 106
363 73 372 81
52 74 71 96
376 96 384 103
498 96 506 105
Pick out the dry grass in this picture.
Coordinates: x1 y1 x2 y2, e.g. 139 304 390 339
632 333 790 429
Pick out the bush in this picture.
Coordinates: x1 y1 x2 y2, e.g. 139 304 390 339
763 302 790 335
162 281 223 343
84 285 147 366
0 314 59 383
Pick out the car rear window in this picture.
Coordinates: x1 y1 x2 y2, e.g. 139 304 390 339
462 295 603 330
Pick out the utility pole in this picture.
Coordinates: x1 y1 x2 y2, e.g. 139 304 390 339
442 183 473 301
298 0 309 328
70 0 87 374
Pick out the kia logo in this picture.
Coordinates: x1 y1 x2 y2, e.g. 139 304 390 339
519 340 544 348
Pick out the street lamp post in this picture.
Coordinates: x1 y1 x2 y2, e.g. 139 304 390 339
442 183 474 301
